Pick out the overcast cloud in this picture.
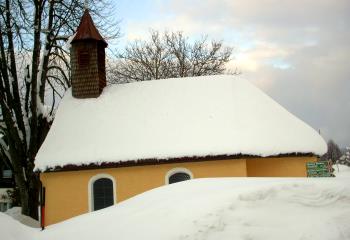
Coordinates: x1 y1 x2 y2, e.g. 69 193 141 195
116 0 350 147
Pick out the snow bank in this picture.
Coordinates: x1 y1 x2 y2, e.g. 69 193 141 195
5 207 40 228
38 177 349 240
2 177 349 240
35 75 326 171
0 213 38 240
333 164 350 178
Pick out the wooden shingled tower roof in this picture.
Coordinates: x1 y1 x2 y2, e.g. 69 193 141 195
72 9 107 47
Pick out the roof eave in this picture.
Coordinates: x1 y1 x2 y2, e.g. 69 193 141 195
37 152 317 173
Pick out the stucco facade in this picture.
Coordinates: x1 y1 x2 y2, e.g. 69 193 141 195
246 156 316 177
40 156 316 226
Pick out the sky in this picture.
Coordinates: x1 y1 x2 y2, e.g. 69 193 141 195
112 0 350 147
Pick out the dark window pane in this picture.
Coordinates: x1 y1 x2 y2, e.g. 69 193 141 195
2 170 12 178
169 172 191 184
93 178 114 211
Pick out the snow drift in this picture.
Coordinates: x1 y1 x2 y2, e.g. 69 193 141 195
1 166 350 240
39 176 350 240
0 213 38 240
4 207 40 228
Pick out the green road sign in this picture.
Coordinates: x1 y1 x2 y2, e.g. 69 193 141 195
306 162 332 177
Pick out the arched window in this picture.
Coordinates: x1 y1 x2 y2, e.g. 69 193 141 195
93 178 113 211
169 172 191 184
165 168 193 184
88 174 116 211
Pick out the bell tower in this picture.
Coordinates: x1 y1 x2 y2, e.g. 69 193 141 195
70 10 108 98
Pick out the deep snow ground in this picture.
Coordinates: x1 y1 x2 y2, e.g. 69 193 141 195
0 213 37 240
333 164 350 178
40 178 350 240
1 165 350 240
4 207 40 228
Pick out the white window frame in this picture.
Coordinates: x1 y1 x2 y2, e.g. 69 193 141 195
88 174 117 212
165 168 193 185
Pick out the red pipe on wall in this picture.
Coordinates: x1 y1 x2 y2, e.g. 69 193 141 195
40 186 46 230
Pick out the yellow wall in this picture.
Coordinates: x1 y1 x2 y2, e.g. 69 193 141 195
40 156 316 226
40 159 247 226
246 156 317 177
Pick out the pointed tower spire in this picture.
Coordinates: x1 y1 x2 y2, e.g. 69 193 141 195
71 10 107 47
70 10 107 98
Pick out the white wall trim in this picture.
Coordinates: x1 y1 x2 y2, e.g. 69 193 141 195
165 167 193 185
88 173 117 212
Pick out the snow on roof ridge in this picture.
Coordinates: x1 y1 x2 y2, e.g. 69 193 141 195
35 74 327 171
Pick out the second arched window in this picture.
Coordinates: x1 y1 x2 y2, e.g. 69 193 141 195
168 172 191 184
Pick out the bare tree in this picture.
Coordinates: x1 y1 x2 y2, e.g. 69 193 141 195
0 0 119 219
109 30 234 83
321 139 342 164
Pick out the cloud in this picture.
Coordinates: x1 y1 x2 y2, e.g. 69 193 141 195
118 0 350 146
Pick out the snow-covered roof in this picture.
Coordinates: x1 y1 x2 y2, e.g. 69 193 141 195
35 75 327 171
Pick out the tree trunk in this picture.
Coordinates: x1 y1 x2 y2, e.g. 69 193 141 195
28 174 40 220
0 0 118 221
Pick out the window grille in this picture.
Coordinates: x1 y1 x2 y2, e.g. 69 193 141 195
78 50 90 67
